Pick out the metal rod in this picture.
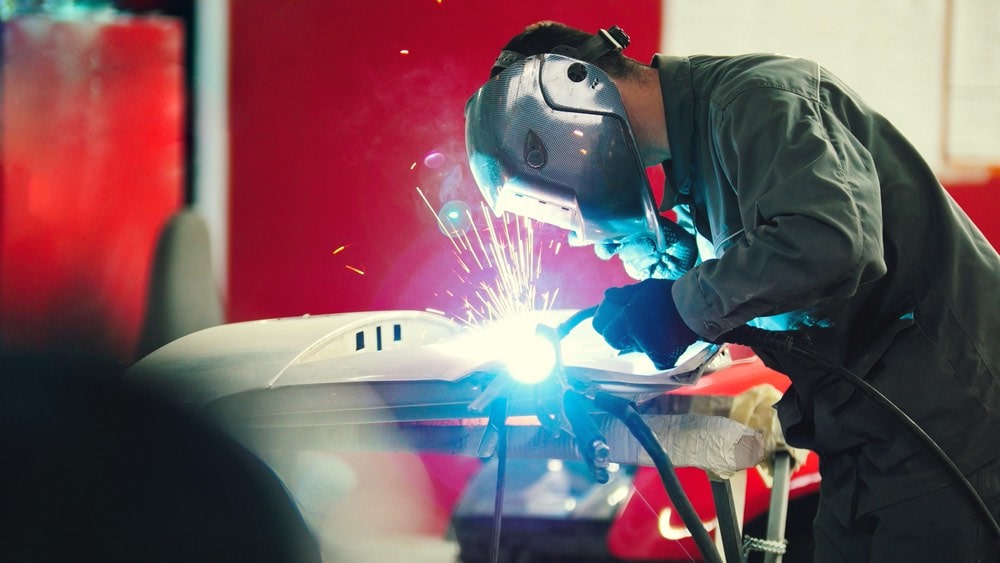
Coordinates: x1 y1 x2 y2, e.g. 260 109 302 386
488 397 509 563
764 451 792 563
711 478 746 563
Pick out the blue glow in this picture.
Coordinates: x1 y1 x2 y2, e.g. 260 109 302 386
437 200 473 237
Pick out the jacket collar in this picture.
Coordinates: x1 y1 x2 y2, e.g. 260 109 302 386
652 54 694 208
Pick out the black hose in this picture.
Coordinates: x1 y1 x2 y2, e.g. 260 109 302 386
556 305 599 339
717 325 1000 539
592 392 725 563
555 306 724 562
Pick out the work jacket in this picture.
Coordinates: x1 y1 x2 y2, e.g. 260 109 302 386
656 53 1000 523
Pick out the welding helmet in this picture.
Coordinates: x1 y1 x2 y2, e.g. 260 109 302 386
464 27 665 250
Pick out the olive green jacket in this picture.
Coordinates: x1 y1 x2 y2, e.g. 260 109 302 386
656 53 1000 520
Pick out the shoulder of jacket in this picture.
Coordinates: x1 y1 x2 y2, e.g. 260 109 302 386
692 54 820 110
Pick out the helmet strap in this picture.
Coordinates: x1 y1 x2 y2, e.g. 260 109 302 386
552 26 630 63
489 26 629 78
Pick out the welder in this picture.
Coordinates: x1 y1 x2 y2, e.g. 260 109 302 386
465 21 1000 561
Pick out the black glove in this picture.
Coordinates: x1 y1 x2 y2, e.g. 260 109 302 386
591 279 700 370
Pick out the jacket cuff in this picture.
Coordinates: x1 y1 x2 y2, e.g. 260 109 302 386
672 273 732 341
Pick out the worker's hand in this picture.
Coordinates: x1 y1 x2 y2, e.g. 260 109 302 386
594 217 697 281
592 279 700 369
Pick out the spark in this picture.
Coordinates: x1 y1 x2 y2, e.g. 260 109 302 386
400 49 410 55
416 186 466 258
331 243 365 277
467 207 493 268
447 202 557 325
417 188 562 325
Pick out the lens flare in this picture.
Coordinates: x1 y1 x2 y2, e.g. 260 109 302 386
423 151 445 169
437 200 473 237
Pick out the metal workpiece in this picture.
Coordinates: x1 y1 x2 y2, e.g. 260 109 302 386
230 412 765 479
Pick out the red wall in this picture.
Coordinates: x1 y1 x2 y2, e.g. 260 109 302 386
227 1 663 322
947 174 1000 249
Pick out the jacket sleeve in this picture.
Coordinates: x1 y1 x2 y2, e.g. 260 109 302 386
673 83 887 340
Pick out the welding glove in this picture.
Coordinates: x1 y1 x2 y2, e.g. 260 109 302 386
592 279 700 370
594 216 697 281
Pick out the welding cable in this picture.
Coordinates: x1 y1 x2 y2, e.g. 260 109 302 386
556 305 600 339
592 391 726 563
716 325 1000 539
557 307 724 561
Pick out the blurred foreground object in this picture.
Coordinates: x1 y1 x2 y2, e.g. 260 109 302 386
0 353 321 563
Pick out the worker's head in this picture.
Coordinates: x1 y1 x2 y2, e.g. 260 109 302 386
494 21 646 81
464 22 665 250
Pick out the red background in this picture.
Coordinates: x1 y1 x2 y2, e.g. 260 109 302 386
226 0 662 323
